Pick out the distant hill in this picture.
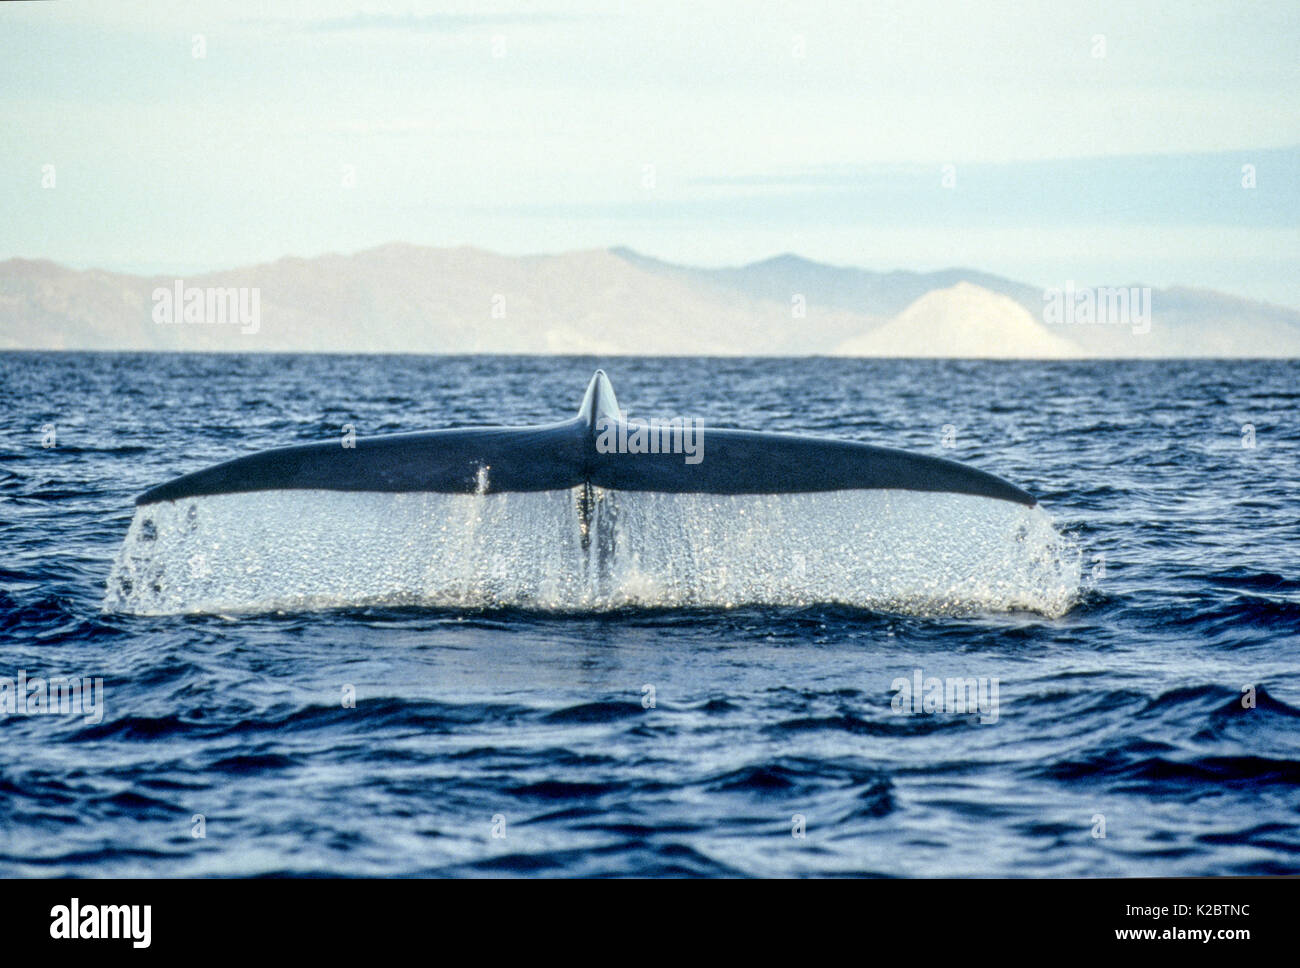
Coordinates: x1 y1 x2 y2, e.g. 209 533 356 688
610 247 1045 318
2 244 1297 356
836 283 1084 358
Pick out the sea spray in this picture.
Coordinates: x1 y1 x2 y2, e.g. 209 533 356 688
105 488 1080 617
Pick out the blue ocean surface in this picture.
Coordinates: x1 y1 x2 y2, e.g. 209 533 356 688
1 352 1298 876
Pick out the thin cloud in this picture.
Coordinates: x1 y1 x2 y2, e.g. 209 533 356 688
296 12 584 33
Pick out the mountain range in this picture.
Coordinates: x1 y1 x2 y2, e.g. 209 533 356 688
2 243 1297 356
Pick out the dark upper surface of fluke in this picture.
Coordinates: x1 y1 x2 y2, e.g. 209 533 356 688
137 370 1036 506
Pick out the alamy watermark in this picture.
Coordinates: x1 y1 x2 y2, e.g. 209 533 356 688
1042 282 1151 335
1 671 104 724
152 280 260 334
891 668 1000 724
50 898 150 948
595 414 704 464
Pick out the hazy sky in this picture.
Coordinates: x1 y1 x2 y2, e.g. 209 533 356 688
3 0 1298 306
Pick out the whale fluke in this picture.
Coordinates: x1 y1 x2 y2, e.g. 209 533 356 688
136 370 1036 507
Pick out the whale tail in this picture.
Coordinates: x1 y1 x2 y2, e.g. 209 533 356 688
137 369 1035 507
111 371 1077 616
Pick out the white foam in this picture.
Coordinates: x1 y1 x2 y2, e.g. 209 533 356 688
103 488 1080 617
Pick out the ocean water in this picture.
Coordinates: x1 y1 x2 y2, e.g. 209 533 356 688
1 352 1298 877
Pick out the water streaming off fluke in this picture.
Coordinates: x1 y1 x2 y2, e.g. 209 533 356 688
105 487 1080 616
